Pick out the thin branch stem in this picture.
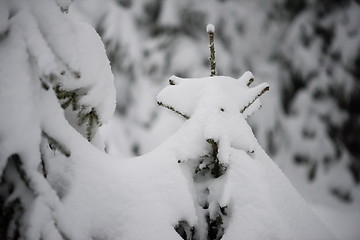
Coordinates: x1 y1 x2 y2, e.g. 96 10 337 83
42 131 71 157
157 101 190 119
207 24 217 77
240 85 270 113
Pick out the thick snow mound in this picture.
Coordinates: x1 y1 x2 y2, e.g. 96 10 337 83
61 73 334 239
157 73 267 119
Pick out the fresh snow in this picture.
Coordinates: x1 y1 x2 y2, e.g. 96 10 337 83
0 0 114 238
0 0 340 238
70 0 360 238
60 74 334 239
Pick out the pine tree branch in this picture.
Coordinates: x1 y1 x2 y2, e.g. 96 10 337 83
247 77 254 86
39 149 48 178
240 85 270 114
41 131 71 157
206 138 227 178
5 155 70 240
53 85 101 142
9 154 33 191
157 101 190 119
54 85 79 111
174 220 196 240
78 108 101 142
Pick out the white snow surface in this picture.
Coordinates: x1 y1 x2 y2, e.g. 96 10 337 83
70 1 360 238
61 74 334 239
0 0 336 237
0 0 115 238
23 0 115 124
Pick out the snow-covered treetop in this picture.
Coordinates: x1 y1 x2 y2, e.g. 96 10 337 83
157 71 268 120
152 71 333 240
157 71 269 165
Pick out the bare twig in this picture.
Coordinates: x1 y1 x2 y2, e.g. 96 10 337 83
240 85 270 113
207 24 217 77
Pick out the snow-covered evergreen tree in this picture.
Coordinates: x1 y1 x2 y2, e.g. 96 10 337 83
154 72 333 240
0 0 115 238
57 22 333 236
0 1 335 236
71 0 360 208
70 0 277 156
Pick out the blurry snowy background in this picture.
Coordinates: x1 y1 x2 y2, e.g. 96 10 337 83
68 0 360 239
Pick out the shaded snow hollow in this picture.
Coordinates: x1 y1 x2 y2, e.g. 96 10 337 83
62 73 334 239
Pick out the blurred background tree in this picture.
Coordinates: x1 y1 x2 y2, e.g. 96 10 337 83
70 0 360 210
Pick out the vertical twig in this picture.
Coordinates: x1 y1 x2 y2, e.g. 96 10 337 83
207 24 217 77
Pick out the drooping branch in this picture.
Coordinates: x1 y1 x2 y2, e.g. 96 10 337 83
53 84 101 142
207 24 217 77
78 108 101 142
10 154 33 191
54 85 80 111
4 154 71 240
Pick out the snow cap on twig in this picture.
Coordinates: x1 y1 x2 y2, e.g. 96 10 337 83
206 24 215 33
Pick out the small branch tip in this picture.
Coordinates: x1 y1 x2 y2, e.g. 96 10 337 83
206 24 215 33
